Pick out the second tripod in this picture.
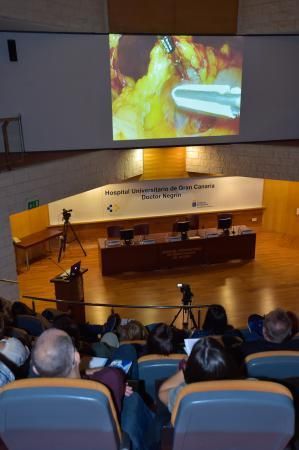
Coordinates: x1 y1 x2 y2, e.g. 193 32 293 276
170 283 198 330
58 209 87 262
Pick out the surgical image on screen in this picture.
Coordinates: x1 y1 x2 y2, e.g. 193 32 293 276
110 34 243 141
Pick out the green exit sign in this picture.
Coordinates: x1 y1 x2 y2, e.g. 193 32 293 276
27 199 40 209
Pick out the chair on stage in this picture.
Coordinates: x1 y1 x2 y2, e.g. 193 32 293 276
217 213 233 233
172 216 199 233
187 215 199 230
107 226 122 239
172 220 189 233
169 379 294 450
138 354 183 402
172 221 180 233
245 351 299 379
0 378 129 450
133 223 150 238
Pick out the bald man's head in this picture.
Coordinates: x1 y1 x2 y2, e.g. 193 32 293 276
32 329 79 378
263 308 292 343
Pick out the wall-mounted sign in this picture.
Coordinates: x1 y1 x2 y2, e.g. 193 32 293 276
49 177 263 224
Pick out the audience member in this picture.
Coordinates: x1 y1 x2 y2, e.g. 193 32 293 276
52 314 81 348
287 310 299 337
239 308 299 358
31 328 126 414
0 314 5 341
146 323 175 355
248 310 299 340
92 332 120 358
11 301 35 317
0 297 13 328
32 329 155 450
192 304 242 338
0 337 30 386
12 301 51 336
159 337 240 412
79 310 121 342
119 320 148 341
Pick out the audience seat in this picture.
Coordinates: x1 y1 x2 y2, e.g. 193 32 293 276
138 354 183 401
0 378 129 450
245 351 299 379
170 379 294 450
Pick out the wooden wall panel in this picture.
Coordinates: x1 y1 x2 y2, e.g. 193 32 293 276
10 205 50 239
108 0 175 34
263 179 299 236
108 0 238 34
174 0 239 34
10 205 51 269
142 147 187 180
55 207 263 242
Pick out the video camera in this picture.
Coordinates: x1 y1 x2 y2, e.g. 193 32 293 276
177 283 193 305
62 208 72 223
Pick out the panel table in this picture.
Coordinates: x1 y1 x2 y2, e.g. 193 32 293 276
98 227 256 275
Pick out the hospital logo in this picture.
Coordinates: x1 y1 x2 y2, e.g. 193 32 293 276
106 203 120 213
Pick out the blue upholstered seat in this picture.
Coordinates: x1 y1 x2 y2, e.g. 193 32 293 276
245 350 299 379
138 354 183 401
170 379 294 450
0 378 129 450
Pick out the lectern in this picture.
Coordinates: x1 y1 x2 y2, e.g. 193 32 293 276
50 268 88 324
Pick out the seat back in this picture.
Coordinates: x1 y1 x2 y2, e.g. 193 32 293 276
107 226 121 239
133 223 149 237
246 351 299 379
138 354 183 401
0 378 121 450
171 379 294 450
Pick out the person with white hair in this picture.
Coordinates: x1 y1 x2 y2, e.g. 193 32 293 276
0 337 30 386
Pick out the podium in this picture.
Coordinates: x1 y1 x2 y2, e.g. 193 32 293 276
50 268 88 324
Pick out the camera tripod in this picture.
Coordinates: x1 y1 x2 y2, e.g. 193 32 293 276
58 213 87 262
170 287 198 330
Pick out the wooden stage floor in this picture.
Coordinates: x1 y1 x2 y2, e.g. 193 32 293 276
17 231 299 330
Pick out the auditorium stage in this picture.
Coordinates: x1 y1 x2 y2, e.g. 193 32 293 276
17 231 299 330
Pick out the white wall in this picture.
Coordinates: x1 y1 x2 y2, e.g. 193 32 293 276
238 0 299 34
186 144 299 181
2 32 299 151
49 176 264 223
0 0 108 32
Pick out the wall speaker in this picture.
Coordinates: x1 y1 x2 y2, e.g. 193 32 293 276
7 39 18 62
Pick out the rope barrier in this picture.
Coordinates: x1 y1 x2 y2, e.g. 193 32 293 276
22 294 211 310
